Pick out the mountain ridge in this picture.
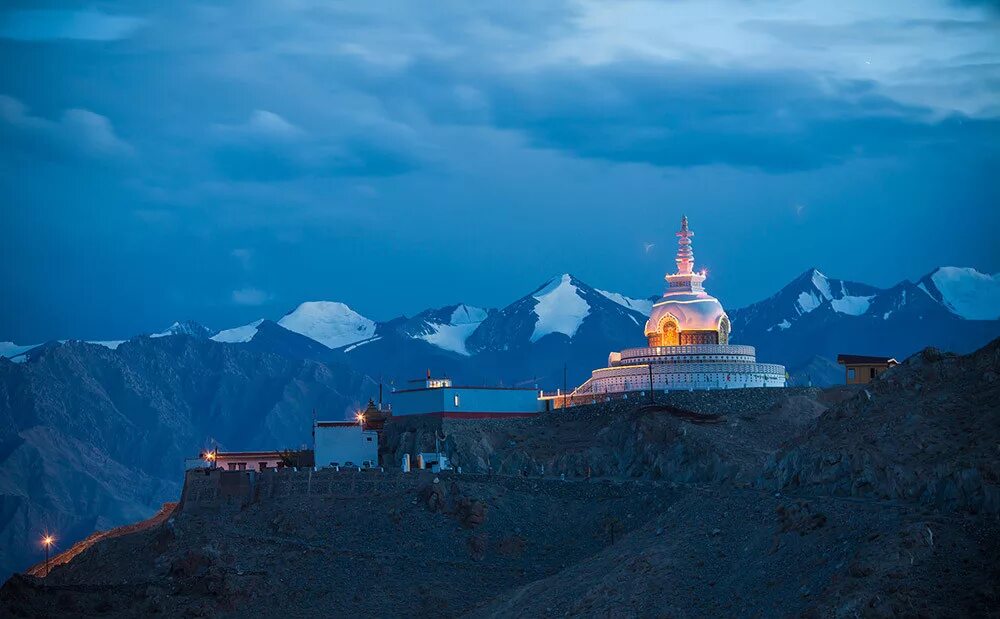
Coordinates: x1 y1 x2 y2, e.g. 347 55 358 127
2 266 997 388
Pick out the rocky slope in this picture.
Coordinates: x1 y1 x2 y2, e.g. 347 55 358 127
0 336 372 579
384 387 852 485
1 339 997 617
761 339 1000 514
476 487 998 618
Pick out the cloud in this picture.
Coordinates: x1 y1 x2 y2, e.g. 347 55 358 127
231 287 271 306
462 62 1000 172
0 9 145 41
209 109 425 180
0 95 134 162
213 110 304 142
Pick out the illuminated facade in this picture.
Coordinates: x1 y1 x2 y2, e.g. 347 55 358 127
571 216 785 395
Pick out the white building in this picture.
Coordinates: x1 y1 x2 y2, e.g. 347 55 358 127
314 421 379 468
554 216 785 402
185 450 289 471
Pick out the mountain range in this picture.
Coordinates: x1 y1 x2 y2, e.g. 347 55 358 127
0 264 997 579
3 266 999 389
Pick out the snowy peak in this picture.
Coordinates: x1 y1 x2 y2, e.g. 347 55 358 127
211 319 265 343
738 268 883 334
736 265 998 342
405 303 492 356
0 341 39 360
920 267 1000 321
783 269 878 318
791 268 833 315
277 301 376 349
449 304 489 325
150 321 214 339
466 273 648 354
530 274 590 342
596 289 655 316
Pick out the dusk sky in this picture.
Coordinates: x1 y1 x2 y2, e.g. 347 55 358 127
1 1 998 342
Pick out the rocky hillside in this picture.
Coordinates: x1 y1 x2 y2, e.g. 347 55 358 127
1 339 997 617
0 336 372 580
383 387 852 485
476 485 998 618
762 339 1000 514
406 339 998 517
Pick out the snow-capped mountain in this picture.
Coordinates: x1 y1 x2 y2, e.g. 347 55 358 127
277 301 376 349
464 274 649 386
5 266 997 390
150 320 214 339
1 321 215 361
399 304 492 356
596 289 656 316
730 267 1000 375
917 267 1000 321
730 269 883 335
0 341 38 362
468 274 647 354
211 319 265 343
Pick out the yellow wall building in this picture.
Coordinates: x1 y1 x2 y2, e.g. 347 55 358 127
836 354 898 384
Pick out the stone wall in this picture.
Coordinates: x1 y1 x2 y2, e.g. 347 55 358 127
179 467 435 514
178 466 667 515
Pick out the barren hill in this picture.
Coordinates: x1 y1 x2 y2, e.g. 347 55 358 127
1 339 998 617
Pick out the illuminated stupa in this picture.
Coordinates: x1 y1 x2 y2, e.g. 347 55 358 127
571 216 785 395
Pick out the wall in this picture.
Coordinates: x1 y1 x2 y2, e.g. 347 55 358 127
179 467 436 514
391 387 540 417
315 425 378 467
845 364 889 384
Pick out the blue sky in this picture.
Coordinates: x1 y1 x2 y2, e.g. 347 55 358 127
1 1 998 341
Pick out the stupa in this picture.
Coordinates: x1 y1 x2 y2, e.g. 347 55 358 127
571 216 785 394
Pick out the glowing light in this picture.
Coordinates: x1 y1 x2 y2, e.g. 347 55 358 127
204 451 216 461
355 411 365 424
42 535 54 547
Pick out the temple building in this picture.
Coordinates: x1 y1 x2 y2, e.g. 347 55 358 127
566 216 785 398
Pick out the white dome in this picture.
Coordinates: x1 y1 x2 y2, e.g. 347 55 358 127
644 291 728 336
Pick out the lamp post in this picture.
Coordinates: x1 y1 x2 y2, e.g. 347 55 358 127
41 535 54 576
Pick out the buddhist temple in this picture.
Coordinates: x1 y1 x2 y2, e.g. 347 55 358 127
569 216 785 396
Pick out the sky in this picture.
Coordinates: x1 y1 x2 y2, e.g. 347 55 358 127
1 0 998 342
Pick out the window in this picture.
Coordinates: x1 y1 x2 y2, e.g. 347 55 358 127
848 368 856 380
366 437 373 442
227 463 237 471
258 462 268 471
870 367 877 379
237 462 246 471
454 394 460 407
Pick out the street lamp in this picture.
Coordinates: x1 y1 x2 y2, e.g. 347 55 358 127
41 535 55 576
